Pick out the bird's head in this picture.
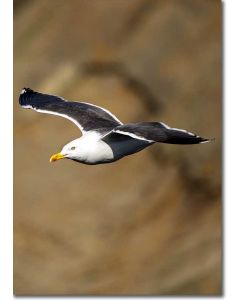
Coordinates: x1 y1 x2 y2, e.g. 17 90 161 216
50 138 83 163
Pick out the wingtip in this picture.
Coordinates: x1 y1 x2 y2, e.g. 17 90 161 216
20 87 34 95
19 87 35 107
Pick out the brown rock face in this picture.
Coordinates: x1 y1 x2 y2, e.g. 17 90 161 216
14 0 222 295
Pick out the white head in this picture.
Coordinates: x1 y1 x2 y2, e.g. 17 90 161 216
49 138 85 163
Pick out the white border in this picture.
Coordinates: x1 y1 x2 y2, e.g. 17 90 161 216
0 0 13 299
2 0 240 299
225 0 240 299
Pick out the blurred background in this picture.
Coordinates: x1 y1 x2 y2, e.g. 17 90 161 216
14 0 222 296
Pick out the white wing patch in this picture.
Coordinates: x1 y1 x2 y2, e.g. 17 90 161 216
21 104 85 134
160 122 196 136
21 104 34 109
36 109 85 134
113 130 154 142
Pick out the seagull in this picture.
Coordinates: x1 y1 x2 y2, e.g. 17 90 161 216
19 88 211 165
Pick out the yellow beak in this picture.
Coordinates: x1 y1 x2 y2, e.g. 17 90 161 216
49 152 65 163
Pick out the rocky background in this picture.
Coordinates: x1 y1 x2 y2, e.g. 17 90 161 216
14 0 222 295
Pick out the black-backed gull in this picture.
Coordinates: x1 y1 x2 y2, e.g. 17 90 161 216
19 88 211 165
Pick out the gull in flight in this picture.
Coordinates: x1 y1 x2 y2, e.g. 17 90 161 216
19 88 211 165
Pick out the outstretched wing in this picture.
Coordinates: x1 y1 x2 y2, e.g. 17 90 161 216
103 122 210 144
19 88 122 135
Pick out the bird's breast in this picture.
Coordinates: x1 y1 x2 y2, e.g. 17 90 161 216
82 140 114 164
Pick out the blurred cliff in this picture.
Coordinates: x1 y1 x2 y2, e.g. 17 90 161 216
14 0 222 295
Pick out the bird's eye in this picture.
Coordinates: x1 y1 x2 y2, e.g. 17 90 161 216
70 146 76 150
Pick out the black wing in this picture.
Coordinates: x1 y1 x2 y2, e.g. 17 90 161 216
19 88 122 135
104 122 210 144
